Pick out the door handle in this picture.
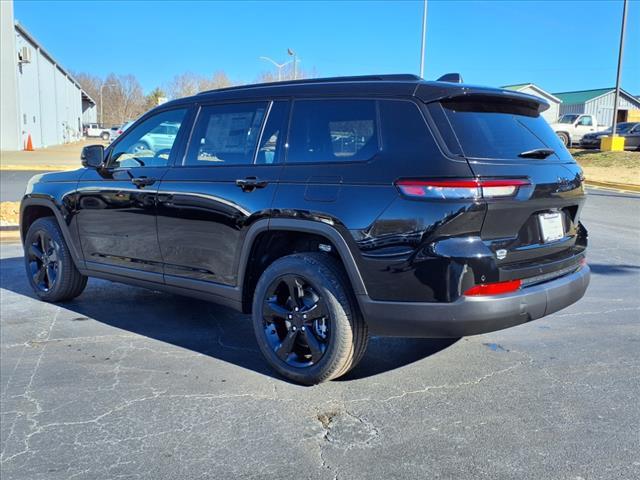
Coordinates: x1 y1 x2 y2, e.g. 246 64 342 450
131 176 156 188
236 177 268 191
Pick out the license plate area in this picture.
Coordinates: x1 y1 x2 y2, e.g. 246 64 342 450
538 212 564 242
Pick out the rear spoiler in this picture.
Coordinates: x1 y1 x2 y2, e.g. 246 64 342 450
415 83 550 113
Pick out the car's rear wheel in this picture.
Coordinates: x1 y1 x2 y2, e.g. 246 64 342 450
557 132 570 147
24 217 87 302
101 131 110 141
252 253 368 385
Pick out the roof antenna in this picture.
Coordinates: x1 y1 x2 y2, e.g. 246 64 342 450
437 73 463 83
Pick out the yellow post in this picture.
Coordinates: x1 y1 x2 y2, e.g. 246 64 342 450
600 135 625 151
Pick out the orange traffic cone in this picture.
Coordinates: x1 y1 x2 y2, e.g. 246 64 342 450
25 134 34 151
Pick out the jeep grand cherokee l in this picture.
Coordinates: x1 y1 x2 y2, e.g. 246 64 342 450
20 74 590 384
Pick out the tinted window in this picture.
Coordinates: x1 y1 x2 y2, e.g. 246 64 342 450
185 102 267 166
434 99 572 161
256 101 288 165
288 100 379 163
379 100 434 156
110 108 187 168
578 116 593 126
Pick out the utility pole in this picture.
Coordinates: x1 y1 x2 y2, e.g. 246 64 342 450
611 0 628 138
419 0 427 78
99 83 116 126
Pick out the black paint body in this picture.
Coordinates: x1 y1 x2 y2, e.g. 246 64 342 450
20 75 589 336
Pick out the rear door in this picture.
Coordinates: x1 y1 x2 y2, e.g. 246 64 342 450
156 100 288 290
426 96 587 271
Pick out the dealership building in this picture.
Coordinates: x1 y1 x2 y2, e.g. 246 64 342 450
0 0 96 151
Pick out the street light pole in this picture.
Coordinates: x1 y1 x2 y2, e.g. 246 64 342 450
419 0 427 78
288 48 297 80
611 0 628 137
99 83 117 126
259 56 292 81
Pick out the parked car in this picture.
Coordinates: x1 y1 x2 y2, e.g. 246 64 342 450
83 123 110 140
20 74 590 384
109 121 134 142
550 114 606 147
580 122 640 150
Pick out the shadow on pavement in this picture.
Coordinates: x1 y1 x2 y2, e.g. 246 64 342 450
588 262 640 276
0 255 456 383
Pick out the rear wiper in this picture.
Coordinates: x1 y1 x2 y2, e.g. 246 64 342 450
518 148 555 159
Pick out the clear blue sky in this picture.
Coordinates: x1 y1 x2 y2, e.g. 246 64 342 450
13 0 640 95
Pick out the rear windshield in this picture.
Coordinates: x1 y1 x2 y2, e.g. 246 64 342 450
431 98 572 162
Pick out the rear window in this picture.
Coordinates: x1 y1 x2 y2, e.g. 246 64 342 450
431 98 572 161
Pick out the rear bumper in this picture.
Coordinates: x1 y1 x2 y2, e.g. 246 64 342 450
360 265 590 338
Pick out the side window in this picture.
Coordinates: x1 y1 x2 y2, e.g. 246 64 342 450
578 116 593 126
288 99 379 163
256 101 289 164
185 102 267 166
380 100 434 156
109 109 187 168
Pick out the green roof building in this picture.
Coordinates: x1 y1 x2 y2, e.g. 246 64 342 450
552 87 640 126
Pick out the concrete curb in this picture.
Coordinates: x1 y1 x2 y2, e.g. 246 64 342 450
586 180 640 193
0 225 19 231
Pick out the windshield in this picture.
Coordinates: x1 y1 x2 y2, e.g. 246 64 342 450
431 98 573 162
558 114 580 124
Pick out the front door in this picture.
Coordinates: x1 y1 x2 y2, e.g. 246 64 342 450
156 100 289 291
75 108 190 280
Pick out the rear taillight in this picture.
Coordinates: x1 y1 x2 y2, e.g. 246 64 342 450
395 178 530 199
117 130 123 134
464 279 522 296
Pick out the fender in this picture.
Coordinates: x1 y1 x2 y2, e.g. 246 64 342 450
20 196 85 270
236 218 368 297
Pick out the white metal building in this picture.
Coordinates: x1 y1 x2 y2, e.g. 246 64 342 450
553 88 640 126
501 83 562 123
0 0 96 151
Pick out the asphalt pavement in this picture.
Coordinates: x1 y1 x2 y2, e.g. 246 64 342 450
0 171 40 202
0 189 638 479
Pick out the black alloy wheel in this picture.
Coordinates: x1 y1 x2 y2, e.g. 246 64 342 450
252 253 368 385
262 274 331 368
24 217 87 302
27 229 60 293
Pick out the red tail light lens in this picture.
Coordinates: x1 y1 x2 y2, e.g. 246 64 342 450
395 179 530 199
464 279 522 296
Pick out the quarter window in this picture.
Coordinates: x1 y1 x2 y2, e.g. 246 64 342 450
109 109 187 168
288 100 379 163
185 102 267 166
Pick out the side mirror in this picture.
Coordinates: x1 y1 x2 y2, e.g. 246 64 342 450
81 145 104 168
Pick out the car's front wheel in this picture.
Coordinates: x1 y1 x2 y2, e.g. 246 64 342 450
252 253 368 385
557 132 570 147
24 217 87 302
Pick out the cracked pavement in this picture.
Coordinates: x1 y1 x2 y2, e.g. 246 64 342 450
1 188 639 479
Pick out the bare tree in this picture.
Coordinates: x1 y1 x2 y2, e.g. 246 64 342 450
101 74 146 126
74 72 146 126
166 71 233 99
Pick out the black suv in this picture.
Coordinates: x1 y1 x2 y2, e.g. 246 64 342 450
20 74 590 384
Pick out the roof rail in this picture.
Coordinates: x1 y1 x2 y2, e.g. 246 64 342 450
198 74 422 95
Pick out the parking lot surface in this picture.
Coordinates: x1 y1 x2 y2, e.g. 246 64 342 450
1 188 639 480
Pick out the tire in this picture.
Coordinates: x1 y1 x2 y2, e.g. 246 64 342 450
24 217 87 302
101 132 110 141
557 132 570 147
252 252 368 385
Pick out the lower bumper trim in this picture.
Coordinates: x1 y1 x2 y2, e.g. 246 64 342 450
359 265 590 338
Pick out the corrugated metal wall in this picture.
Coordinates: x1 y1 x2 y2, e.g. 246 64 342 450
13 27 84 149
559 92 640 127
585 91 640 126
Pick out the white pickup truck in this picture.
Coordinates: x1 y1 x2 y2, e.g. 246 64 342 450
550 114 606 147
